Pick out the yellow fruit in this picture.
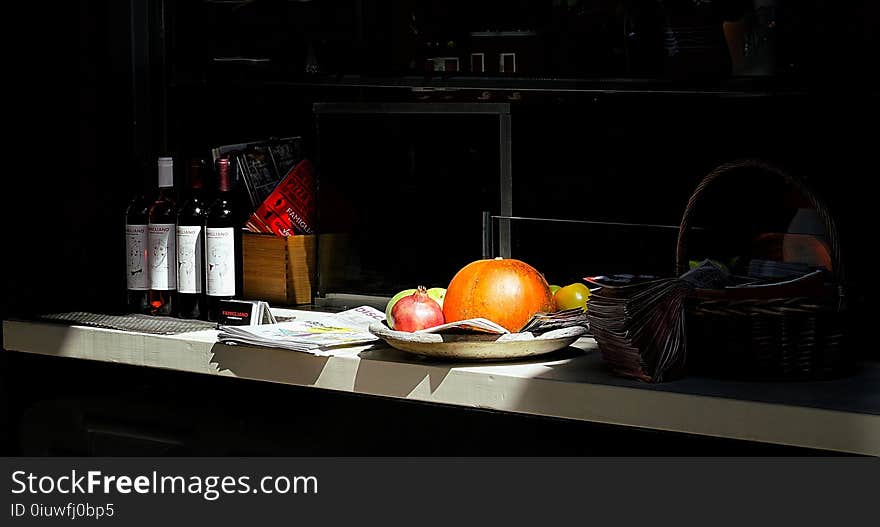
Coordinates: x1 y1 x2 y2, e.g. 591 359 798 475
554 283 591 312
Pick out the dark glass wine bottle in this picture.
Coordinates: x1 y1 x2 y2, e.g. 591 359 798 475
125 193 150 314
176 159 207 319
205 158 243 321
148 156 178 316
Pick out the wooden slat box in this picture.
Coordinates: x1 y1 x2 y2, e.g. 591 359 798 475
242 231 316 305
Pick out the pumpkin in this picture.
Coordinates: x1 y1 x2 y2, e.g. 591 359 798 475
443 257 555 333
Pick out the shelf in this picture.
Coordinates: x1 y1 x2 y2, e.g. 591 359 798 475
4 310 880 455
169 73 840 98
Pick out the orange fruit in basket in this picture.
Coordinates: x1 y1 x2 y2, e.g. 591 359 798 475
443 257 555 333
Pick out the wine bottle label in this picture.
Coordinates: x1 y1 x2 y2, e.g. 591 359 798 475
176 225 203 294
148 223 177 290
125 224 149 290
206 227 236 297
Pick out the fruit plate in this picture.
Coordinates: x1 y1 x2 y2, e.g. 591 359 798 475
368 323 589 361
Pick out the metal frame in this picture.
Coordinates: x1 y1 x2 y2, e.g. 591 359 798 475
314 102 513 257
313 102 510 116
312 102 513 307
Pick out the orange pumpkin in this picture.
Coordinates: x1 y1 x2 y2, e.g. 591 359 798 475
443 257 555 333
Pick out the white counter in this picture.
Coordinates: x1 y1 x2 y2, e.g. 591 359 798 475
4 309 879 455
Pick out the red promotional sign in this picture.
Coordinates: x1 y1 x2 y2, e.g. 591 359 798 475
246 160 316 236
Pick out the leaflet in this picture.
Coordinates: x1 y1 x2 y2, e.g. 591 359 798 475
217 306 384 354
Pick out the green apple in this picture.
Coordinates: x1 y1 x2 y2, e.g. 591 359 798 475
549 284 561 295
385 288 416 329
426 287 446 308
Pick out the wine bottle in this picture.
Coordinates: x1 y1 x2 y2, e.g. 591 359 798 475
125 193 150 313
205 158 243 321
148 156 178 316
176 159 207 319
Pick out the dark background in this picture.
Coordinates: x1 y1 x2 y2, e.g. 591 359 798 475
2 0 877 455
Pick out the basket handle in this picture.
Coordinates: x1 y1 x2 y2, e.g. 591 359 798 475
675 159 846 304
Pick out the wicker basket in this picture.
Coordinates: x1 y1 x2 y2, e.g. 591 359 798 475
677 159 849 380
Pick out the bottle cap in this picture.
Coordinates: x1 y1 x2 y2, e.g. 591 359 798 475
157 157 174 188
217 158 231 192
187 159 204 190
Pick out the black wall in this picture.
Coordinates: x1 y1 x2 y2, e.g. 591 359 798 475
2 0 142 454
4 1 876 321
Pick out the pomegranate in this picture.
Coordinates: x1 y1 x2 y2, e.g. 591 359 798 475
390 286 445 332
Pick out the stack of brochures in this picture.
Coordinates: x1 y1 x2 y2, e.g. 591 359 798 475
217 306 385 355
518 308 590 334
585 275 690 382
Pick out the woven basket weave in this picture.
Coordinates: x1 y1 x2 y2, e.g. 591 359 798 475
677 159 848 380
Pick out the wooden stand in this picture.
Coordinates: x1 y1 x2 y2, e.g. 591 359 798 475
242 231 316 305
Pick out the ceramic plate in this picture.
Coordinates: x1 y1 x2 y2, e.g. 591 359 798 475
368 323 588 360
